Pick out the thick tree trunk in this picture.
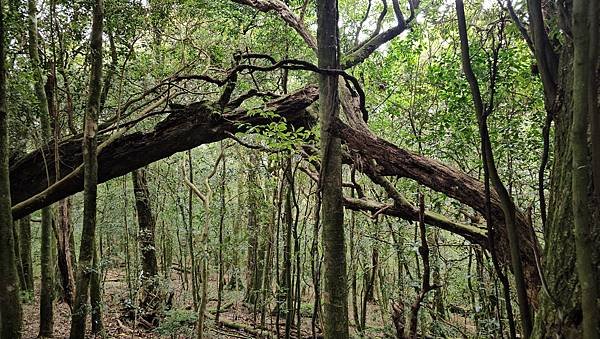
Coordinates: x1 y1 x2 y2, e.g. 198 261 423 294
0 3 23 336
532 41 600 339
69 0 103 337
132 167 161 325
571 1 599 337
317 0 349 337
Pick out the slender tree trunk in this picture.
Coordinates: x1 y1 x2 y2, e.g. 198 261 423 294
215 145 226 324
19 215 34 292
0 3 23 336
187 150 199 309
455 1 532 335
56 197 76 307
283 158 293 339
12 217 25 292
69 0 103 337
39 207 54 337
245 151 264 307
317 0 349 337
26 0 55 335
310 191 322 338
350 205 361 333
184 153 221 339
49 47 76 307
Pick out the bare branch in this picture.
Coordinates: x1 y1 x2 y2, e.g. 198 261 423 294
231 0 317 50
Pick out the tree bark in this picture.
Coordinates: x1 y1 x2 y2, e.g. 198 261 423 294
26 0 55 334
529 1 600 337
69 0 103 337
245 151 264 307
19 215 34 292
570 0 599 337
317 0 349 337
132 167 161 325
10 86 318 219
334 119 541 301
0 2 23 336
56 197 76 307
90 238 104 335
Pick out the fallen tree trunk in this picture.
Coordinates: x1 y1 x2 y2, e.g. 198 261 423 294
10 86 318 219
9 85 540 301
333 119 540 303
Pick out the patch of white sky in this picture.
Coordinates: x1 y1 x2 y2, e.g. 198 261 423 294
338 0 512 56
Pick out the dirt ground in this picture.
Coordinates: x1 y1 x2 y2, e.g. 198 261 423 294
22 268 380 338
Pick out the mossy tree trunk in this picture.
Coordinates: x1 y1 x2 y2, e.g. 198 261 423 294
69 0 103 337
317 0 349 337
19 215 34 292
90 239 104 335
529 1 600 337
0 3 23 336
570 0 599 337
132 167 161 325
26 0 54 335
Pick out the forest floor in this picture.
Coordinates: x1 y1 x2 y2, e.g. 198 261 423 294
21 268 388 338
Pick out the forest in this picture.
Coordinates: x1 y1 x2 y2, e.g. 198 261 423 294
0 0 598 338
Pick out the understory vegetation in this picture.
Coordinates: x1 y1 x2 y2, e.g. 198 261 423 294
0 0 598 338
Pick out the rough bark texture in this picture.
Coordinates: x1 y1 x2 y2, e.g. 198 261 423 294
56 198 75 306
571 0 599 336
26 0 54 335
8 83 543 303
132 167 161 325
530 2 600 337
19 215 34 292
334 119 541 302
10 86 318 219
69 0 103 337
0 2 23 336
90 239 103 335
317 0 349 337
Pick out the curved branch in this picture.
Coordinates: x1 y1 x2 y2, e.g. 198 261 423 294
231 0 317 50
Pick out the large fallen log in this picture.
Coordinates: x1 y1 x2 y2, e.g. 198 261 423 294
10 86 318 219
9 85 540 302
333 119 540 303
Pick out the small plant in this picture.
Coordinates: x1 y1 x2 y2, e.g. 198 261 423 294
20 290 34 304
155 308 197 338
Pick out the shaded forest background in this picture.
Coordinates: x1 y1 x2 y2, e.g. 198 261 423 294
0 0 598 338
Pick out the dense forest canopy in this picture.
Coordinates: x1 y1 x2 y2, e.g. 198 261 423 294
0 0 598 338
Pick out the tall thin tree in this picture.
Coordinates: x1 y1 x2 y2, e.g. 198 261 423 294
0 1 23 337
456 0 532 335
317 0 349 337
69 0 103 337
26 0 54 335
